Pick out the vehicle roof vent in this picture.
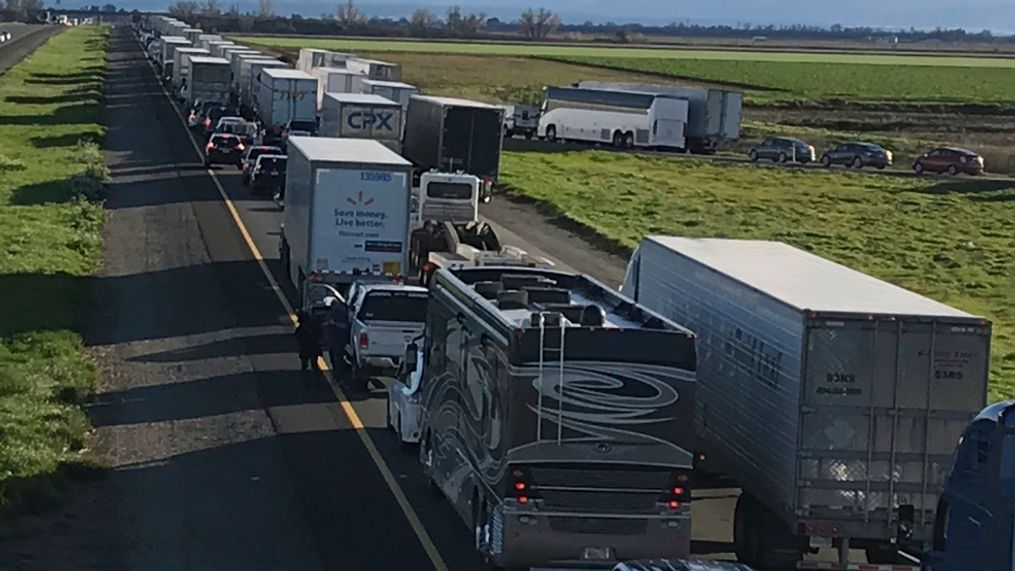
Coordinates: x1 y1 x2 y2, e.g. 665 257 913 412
501 274 556 290
496 289 529 310
579 305 606 327
531 311 564 328
474 280 503 300
523 287 570 305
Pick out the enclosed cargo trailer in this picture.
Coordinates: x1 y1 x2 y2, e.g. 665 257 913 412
257 68 317 129
621 236 991 570
319 93 402 151
311 66 364 108
359 79 418 108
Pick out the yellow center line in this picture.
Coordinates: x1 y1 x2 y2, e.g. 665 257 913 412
139 40 450 571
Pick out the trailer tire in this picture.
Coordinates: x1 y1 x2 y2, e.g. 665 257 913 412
733 495 764 565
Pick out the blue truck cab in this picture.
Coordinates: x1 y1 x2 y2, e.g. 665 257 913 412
924 401 1015 570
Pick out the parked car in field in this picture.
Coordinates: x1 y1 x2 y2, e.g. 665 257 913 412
820 142 893 169
204 133 245 167
748 137 815 164
239 145 283 185
913 147 984 176
249 154 287 197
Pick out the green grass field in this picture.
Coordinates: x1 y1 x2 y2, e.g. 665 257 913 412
236 35 1015 67
550 56 1015 104
500 151 1015 400
0 26 108 515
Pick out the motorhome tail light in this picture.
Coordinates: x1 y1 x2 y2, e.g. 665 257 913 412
510 465 539 503
514 482 526 491
662 472 691 507
237 143 245 151
668 500 680 510
205 141 214 150
358 333 369 349
517 496 529 505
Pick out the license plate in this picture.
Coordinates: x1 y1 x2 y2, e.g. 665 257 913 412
581 547 612 560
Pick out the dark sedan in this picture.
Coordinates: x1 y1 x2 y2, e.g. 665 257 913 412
250 154 287 197
914 147 984 176
240 145 283 185
748 137 816 164
820 142 893 169
204 133 245 167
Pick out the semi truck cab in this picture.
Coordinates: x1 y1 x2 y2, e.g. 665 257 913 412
923 401 1015 571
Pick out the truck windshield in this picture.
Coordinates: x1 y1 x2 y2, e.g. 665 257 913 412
426 182 473 200
359 291 428 322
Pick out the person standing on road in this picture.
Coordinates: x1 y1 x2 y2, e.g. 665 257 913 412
294 311 322 372
322 297 351 380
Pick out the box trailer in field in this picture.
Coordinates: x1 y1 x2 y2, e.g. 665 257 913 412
257 68 317 128
578 81 742 153
345 57 401 81
359 79 418 108
538 86 690 150
280 137 413 305
402 95 504 200
319 93 402 151
621 236 992 570
297 48 354 74
184 56 231 108
248 60 290 108
172 47 209 89
311 67 364 108
159 36 189 62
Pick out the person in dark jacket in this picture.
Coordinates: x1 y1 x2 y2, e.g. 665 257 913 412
294 311 322 371
322 297 351 377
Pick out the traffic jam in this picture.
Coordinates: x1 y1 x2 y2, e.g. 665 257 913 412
134 14 1010 571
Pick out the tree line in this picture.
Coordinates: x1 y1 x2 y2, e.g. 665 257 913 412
164 0 1009 44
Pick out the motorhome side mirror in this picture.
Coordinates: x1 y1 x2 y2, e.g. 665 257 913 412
404 344 418 373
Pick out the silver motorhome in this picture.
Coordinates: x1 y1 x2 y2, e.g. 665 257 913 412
621 236 991 569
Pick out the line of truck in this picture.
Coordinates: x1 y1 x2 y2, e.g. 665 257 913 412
136 16 1008 571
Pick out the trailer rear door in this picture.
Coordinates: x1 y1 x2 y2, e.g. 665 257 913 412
442 107 502 179
798 316 990 539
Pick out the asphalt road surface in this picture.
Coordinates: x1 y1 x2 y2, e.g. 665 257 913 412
0 25 63 76
0 26 867 571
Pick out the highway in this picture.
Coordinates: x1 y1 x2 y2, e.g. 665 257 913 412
0 27 825 570
0 24 63 75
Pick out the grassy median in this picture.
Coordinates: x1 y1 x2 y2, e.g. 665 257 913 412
0 26 109 516
501 151 1015 400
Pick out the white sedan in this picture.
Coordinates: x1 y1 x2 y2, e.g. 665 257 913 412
388 337 424 446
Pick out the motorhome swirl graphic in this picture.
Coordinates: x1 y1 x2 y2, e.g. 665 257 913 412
417 266 697 569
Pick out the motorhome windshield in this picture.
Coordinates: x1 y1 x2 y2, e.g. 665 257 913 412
426 181 473 200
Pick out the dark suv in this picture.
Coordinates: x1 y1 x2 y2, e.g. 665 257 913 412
250 154 287 197
913 147 984 176
204 133 245 167
820 142 893 169
748 137 815 164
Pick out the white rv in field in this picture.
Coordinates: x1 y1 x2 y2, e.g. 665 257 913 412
537 87 690 150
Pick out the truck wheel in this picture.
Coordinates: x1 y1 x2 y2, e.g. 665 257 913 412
733 495 764 565
524 131 533 140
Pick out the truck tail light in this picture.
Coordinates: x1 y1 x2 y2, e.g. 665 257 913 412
662 472 691 509
510 465 539 504
358 333 369 349
205 141 214 150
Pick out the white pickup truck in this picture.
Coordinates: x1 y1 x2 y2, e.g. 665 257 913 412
346 282 428 389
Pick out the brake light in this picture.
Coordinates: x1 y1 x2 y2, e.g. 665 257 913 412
358 333 369 349
517 496 529 505
237 143 245 151
205 142 214 150
668 500 681 510
203 117 211 127
514 482 526 491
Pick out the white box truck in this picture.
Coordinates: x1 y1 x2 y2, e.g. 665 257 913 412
184 56 231 108
248 60 290 108
238 56 282 105
228 49 262 91
196 33 220 50
297 48 354 74
257 68 317 129
172 47 209 91
345 57 401 81
578 81 742 153
621 236 992 570
280 137 413 306
159 36 190 80
537 86 690 150
359 79 418 108
181 28 201 43
311 66 363 109
319 93 402 151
